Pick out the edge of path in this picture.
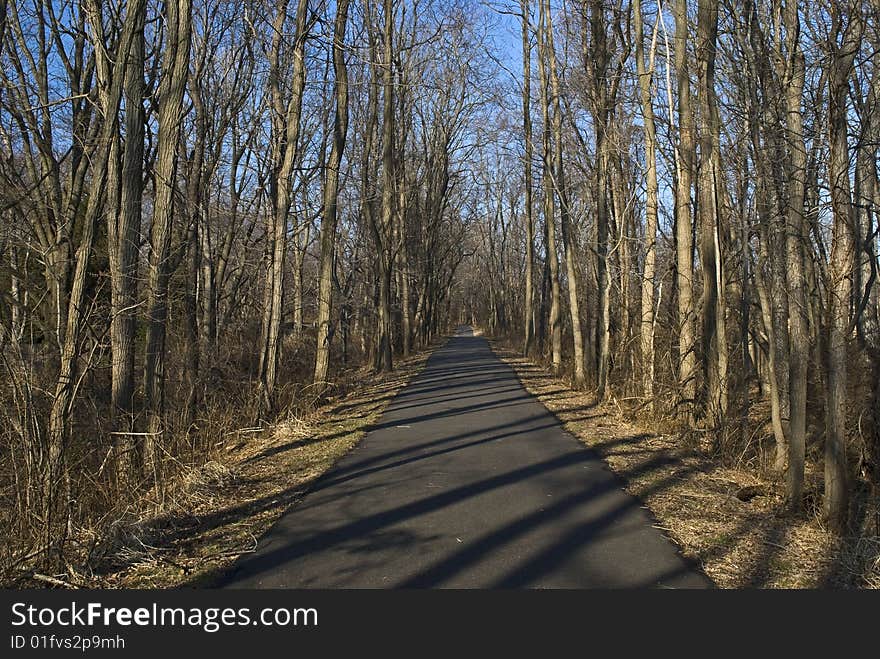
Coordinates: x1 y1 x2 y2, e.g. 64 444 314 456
487 336 864 589
84 338 449 588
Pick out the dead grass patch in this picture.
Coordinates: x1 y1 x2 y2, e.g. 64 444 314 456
13 345 439 589
490 341 878 589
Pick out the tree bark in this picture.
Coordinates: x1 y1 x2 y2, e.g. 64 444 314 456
634 0 658 406
143 0 192 475
536 0 561 374
372 0 396 373
696 0 727 427
781 0 808 510
674 0 697 423
543 0 585 387
825 4 862 532
314 0 351 388
258 0 309 410
521 0 536 357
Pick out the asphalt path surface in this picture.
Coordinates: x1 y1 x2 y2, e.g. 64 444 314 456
221 328 710 588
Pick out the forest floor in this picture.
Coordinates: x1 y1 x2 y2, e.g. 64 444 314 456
57 343 443 588
489 340 880 589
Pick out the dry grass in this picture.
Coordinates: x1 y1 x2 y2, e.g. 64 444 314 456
15 345 440 589
490 341 879 589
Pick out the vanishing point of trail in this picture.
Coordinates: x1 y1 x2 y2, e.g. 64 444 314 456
222 328 710 588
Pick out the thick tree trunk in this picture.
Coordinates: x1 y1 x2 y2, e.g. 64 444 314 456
109 3 145 452
44 0 147 558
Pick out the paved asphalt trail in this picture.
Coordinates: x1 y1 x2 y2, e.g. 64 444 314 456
221 328 710 588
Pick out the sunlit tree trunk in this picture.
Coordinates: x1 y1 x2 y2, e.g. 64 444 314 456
314 0 351 388
696 0 727 427
258 0 309 410
543 0 585 387
634 0 658 406
674 0 696 423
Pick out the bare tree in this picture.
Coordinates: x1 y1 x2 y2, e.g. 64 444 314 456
536 0 562 373
314 0 351 388
258 0 309 410
521 0 536 357
142 0 193 472
634 0 659 405
824 0 862 532
674 0 697 422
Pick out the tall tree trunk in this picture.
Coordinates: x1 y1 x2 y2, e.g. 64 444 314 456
521 0 536 357
183 66 208 431
744 0 791 471
108 0 145 481
544 0 585 387
586 0 612 397
634 0 658 406
781 0 808 510
314 0 351 388
258 0 309 410
143 0 192 475
44 0 146 559
824 4 861 532
696 0 727 427
536 0 561 374
674 0 697 423
372 0 395 373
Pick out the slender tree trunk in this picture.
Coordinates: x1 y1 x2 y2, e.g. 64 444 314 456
372 0 396 373
109 3 144 439
585 0 612 397
521 0 536 357
781 0 808 511
143 0 192 475
696 0 727 427
183 222 199 426
674 0 696 423
183 70 207 430
634 0 658 406
544 0 585 387
314 0 351 388
825 5 861 532
292 223 305 339
536 0 561 374
258 0 309 410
